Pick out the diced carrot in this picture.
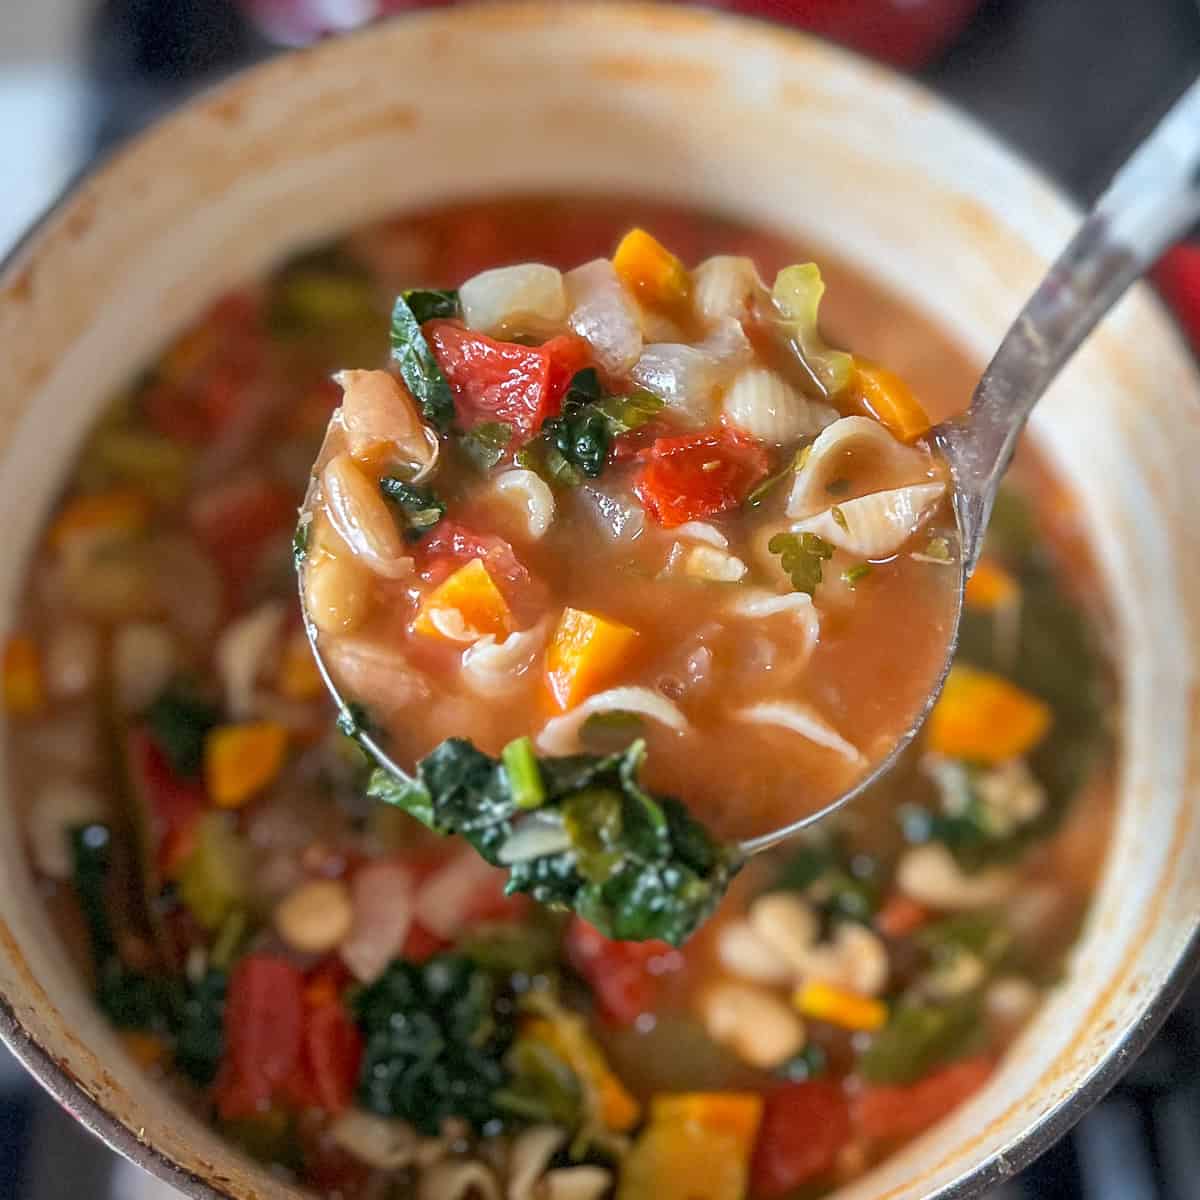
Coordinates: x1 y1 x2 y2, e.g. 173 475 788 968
875 892 931 939
964 558 1020 611
793 981 887 1032
545 607 638 712
524 1014 641 1132
2 635 45 716
618 1092 763 1200
412 557 513 643
48 487 150 553
855 1055 993 1142
613 228 690 309
120 1031 170 1070
205 721 288 809
277 630 323 701
852 362 932 443
927 665 1051 763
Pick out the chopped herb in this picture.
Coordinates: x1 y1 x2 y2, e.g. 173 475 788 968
367 738 740 945
778 1042 828 1082
352 954 516 1133
922 535 953 562
580 710 644 752
830 505 849 531
390 294 455 432
842 562 872 587
173 967 228 1085
379 477 446 541
401 287 460 324
459 421 514 472
858 996 981 1085
746 446 809 509
144 683 220 776
768 531 834 596
495 1036 584 1129
292 518 310 567
502 736 546 811
771 840 881 927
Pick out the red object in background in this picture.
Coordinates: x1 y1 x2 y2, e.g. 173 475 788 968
750 1081 852 1196
1154 244 1200 355
238 0 981 69
564 917 682 1027
126 727 208 877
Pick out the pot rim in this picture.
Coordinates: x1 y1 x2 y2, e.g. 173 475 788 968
1 5 1197 1198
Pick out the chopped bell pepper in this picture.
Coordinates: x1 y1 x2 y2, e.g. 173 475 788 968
927 665 1051 763
794 981 887 1032
613 228 691 310
545 607 638 712
413 557 513 643
276 630 323 701
204 720 288 809
964 558 1020 611
2 634 44 716
48 487 150 553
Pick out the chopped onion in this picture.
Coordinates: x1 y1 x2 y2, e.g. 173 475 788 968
565 259 643 374
793 482 946 558
674 521 728 548
685 545 747 583
461 621 548 698
736 701 863 764
460 263 567 338
722 366 837 444
508 1126 567 1200
787 416 933 519
632 318 752 425
576 485 645 544
341 860 414 983
493 469 556 541
112 622 177 713
28 778 106 878
498 813 572 865
692 255 766 326
537 686 689 755
215 602 284 719
322 453 413 580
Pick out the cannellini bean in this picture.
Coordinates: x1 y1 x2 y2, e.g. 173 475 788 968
544 1167 614 1200
305 554 372 635
716 920 793 984
461 264 567 338
896 843 1018 910
341 861 414 983
323 635 432 717
699 980 806 1069
684 545 747 583
322 453 413 579
986 976 1039 1026
215 603 284 719
274 878 354 954
28 778 106 878
801 923 889 997
923 951 987 1000
692 255 766 326
44 621 101 700
748 892 820 973
336 369 439 479
111 622 177 713
418 1160 500 1200
493 469 556 541
507 1125 566 1200
330 1109 421 1169
722 366 836 444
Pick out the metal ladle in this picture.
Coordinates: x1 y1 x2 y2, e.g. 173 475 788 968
301 76 1200 859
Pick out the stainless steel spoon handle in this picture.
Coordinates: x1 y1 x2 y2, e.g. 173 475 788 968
938 75 1200 572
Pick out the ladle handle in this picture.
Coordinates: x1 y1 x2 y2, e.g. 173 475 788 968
938 74 1200 572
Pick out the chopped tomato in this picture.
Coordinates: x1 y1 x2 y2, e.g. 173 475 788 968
634 428 769 528
749 1081 853 1197
293 1001 363 1115
126 727 208 877
401 922 450 963
855 1056 993 1143
418 520 532 596
216 955 305 1121
1154 242 1200 354
424 320 590 440
188 474 297 595
875 892 931 939
565 918 681 1027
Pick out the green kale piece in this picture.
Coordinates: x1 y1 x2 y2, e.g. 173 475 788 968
390 294 455 432
379 477 446 541
143 682 220 776
401 288 460 324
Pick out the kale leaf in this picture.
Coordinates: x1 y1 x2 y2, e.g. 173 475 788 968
367 738 740 946
390 294 455 432
144 682 220 776
379 477 446 541
459 421 514 473
402 288 460 324
352 954 515 1133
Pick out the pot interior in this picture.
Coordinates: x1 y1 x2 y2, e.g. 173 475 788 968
1 7 1198 1200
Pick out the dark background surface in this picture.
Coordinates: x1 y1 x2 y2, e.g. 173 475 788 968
3 2 1200 1197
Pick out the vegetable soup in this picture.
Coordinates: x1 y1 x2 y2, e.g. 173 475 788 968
5 197 1114 1200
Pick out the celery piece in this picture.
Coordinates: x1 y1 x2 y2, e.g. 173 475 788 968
502 736 546 810
178 813 251 931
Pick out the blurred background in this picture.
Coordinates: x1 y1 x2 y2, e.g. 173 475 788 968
1 1 1199 1198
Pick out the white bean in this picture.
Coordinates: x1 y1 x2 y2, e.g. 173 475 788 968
274 878 354 954
748 892 820 972
986 976 1039 1026
111 622 177 713
896 842 1017 910
800 922 890 997
716 920 793 984
322 453 412 579
699 980 806 1069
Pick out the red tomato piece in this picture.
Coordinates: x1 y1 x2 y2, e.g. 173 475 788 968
126 727 208 877
855 1056 993 1143
418 520 532 594
425 320 589 440
564 918 681 1027
188 474 297 594
634 428 769 527
301 1001 363 1115
1154 243 1200 355
750 1081 853 1197
401 922 451 964
216 955 305 1121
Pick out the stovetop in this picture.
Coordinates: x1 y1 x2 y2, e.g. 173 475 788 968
3 2 1199 1197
